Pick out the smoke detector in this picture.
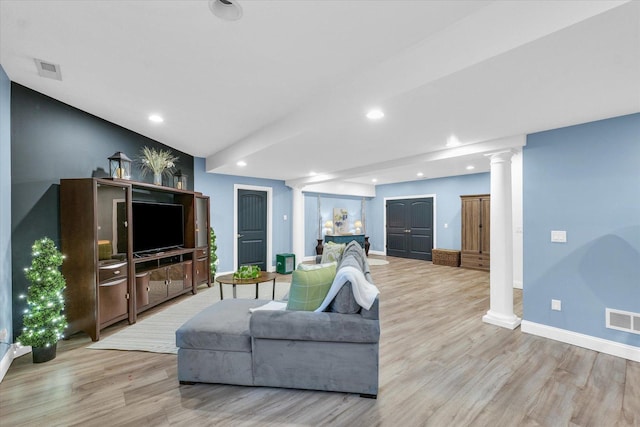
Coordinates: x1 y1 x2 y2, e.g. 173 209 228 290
208 0 243 21
34 59 62 81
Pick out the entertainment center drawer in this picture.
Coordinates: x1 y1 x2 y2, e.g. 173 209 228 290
99 277 128 324
98 261 128 283
196 248 208 259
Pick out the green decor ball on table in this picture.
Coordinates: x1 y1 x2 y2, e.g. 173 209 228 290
233 265 261 279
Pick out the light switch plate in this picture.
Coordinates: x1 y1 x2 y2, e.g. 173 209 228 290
551 230 567 243
551 299 562 311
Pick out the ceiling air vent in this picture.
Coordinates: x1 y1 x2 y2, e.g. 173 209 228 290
34 59 62 81
606 308 640 335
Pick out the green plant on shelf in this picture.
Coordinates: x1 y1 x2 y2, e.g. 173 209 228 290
233 265 261 279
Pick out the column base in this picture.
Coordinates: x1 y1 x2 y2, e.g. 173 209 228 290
482 310 522 330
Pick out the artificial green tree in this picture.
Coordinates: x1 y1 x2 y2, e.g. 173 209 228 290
210 227 218 280
17 238 68 351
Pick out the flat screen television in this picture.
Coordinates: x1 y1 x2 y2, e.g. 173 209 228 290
131 201 184 254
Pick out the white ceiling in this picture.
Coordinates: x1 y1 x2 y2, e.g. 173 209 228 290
1 1 638 190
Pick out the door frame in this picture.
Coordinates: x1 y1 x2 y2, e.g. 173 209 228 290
234 184 273 272
383 194 437 256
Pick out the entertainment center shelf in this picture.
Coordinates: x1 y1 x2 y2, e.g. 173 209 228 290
60 178 210 341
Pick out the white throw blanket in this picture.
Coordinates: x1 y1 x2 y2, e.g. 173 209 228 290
248 301 287 313
315 265 379 312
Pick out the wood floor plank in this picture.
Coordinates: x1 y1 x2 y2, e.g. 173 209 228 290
570 352 627 427
1 256 638 426
620 360 640 426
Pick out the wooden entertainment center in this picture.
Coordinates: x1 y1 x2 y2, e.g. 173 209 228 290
60 178 210 341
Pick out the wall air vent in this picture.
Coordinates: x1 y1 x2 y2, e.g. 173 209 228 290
34 59 62 81
606 308 640 335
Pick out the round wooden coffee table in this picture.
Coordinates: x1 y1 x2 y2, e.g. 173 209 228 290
215 271 278 300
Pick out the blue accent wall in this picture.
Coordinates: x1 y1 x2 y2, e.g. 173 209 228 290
372 174 490 252
0 65 11 360
523 113 640 347
193 157 293 272
10 83 194 338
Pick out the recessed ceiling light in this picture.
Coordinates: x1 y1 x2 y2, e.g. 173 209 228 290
366 109 384 120
309 171 317 176
446 135 460 147
417 172 424 177
466 165 475 170
236 160 247 167
371 178 378 183
208 0 243 21
149 114 164 123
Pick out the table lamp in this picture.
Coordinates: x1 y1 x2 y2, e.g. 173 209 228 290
324 220 334 235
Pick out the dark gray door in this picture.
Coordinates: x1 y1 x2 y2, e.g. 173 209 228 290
386 198 433 261
237 189 267 271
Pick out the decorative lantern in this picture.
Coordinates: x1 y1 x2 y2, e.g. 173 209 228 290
108 151 132 179
173 170 188 190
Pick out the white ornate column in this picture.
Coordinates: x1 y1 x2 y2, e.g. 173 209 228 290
291 185 305 268
482 150 521 329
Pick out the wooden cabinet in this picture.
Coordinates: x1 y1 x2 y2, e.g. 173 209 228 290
194 196 210 285
61 179 133 341
135 255 193 311
195 248 209 286
460 194 490 271
98 260 129 326
60 178 210 341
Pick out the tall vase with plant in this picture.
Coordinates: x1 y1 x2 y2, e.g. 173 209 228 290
139 146 178 186
210 227 218 280
17 238 68 363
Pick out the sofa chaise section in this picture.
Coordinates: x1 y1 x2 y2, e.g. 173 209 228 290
250 298 379 396
176 298 266 386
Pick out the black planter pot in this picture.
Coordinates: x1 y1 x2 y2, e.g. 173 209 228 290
32 342 57 363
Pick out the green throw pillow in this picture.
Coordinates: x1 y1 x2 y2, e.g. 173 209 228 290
321 242 345 264
286 264 337 311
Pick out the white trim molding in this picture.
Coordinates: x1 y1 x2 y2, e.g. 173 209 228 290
233 184 274 272
0 344 31 383
521 320 640 363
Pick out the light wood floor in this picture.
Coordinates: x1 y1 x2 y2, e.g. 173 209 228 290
1 256 638 426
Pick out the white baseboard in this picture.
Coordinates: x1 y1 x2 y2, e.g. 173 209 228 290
483 312 521 330
521 320 640 362
369 250 385 256
0 346 11 382
0 344 31 383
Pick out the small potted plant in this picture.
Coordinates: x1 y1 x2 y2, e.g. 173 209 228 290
17 238 68 363
139 146 178 186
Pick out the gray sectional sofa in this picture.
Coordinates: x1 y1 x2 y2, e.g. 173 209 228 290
176 242 380 398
